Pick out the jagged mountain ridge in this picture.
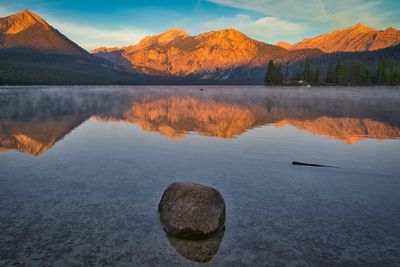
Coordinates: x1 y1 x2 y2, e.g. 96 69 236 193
289 23 400 52
91 24 400 82
91 28 321 80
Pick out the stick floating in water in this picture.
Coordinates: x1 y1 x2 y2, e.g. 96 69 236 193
292 161 340 168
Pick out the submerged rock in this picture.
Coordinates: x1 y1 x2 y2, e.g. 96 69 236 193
166 227 225 263
158 182 226 239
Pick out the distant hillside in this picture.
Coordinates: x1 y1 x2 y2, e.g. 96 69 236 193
0 49 144 85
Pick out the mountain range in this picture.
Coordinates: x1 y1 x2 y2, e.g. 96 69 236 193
1 9 400 85
278 23 400 52
91 28 317 78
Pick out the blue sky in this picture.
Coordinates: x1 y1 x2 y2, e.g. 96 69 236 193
0 0 399 50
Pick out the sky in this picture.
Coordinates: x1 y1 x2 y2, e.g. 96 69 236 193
0 0 399 50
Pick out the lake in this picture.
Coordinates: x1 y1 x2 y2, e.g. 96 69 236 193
0 86 400 266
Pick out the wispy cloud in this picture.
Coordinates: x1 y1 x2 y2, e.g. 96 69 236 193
203 14 304 40
47 20 152 51
207 0 393 28
0 6 10 17
322 1 387 28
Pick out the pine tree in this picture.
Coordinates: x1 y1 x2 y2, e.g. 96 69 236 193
326 64 336 84
264 60 285 85
265 60 275 85
384 67 391 85
313 66 321 83
303 60 312 82
376 62 386 84
365 68 372 84
336 64 347 85
392 64 400 84
285 63 289 81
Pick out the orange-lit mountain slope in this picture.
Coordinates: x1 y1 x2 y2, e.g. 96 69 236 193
290 23 400 52
91 28 320 78
0 9 88 55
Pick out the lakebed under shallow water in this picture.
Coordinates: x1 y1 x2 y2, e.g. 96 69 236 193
0 86 400 266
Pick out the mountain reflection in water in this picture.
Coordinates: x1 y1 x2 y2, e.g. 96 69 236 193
0 86 399 156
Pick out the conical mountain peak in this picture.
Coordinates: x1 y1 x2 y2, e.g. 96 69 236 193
20 9 47 24
162 28 188 36
0 9 48 34
0 9 87 55
347 23 375 32
21 9 34 16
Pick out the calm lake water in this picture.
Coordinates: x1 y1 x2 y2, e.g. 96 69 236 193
1 86 400 266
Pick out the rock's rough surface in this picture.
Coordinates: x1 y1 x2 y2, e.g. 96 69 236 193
158 182 226 239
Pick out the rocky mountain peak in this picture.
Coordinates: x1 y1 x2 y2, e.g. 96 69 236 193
0 9 48 34
384 27 398 34
157 28 189 43
0 9 88 55
347 23 375 33
206 28 247 39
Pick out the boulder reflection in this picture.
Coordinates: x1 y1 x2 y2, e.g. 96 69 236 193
166 228 225 263
1 87 399 156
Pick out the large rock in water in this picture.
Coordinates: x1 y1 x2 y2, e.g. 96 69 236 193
158 182 226 239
